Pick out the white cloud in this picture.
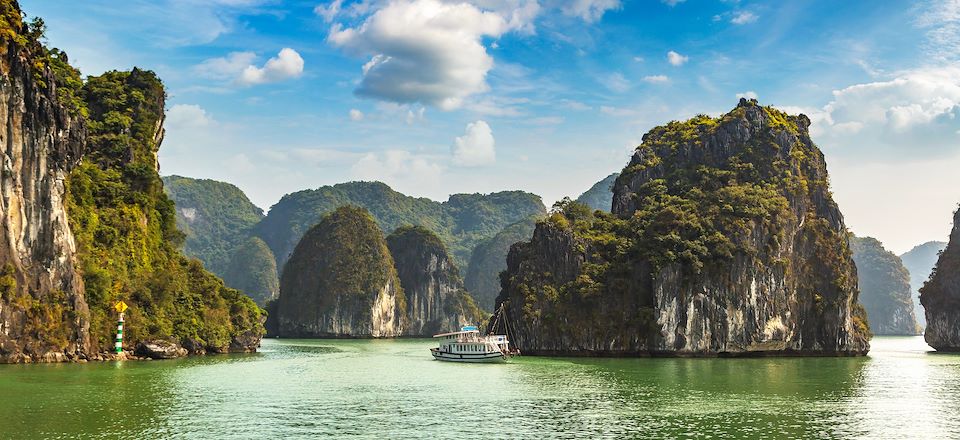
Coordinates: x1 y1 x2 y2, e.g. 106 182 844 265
166 104 214 129
730 11 758 25
451 120 496 166
350 150 444 192
328 0 536 110
643 74 670 84
917 0 960 61
194 51 257 80
736 91 758 100
799 66 960 160
349 109 364 121
315 0 344 22
560 0 621 23
196 49 304 86
238 48 305 86
661 0 686 6
603 72 631 92
667 50 688 66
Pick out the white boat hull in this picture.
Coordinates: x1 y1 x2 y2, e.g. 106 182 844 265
431 348 507 363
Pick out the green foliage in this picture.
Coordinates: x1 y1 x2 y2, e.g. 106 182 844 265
850 236 917 335
575 173 619 212
222 237 279 306
163 175 265 276
66 69 262 352
256 181 546 271
464 216 539 311
281 205 405 315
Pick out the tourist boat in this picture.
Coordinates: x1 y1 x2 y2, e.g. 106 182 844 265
430 326 515 363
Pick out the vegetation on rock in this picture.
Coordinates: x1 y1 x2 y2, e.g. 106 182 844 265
65 69 263 353
386 225 485 335
576 173 619 212
850 236 919 335
920 209 960 350
255 181 545 271
276 206 406 337
494 99 871 355
900 241 946 327
163 175 265 276
223 237 279 306
464 216 540 311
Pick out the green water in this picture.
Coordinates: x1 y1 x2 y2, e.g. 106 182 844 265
0 336 957 439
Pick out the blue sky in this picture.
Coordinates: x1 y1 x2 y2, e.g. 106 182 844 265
21 0 960 253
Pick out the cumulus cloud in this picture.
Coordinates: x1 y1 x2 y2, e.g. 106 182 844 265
452 120 496 166
730 11 758 25
328 0 537 110
560 0 621 22
643 74 670 83
667 50 688 66
797 66 960 160
350 150 443 191
238 48 305 86
736 91 759 100
166 104 214 129
196 49 304 86
349 109 364 121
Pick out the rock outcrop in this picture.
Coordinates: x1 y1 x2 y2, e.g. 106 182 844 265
0 3 88 362
275 206 405 337
386 226 484 336
900 241 946 328
135 340 188 359
850 236 918 335
920 210 960 351
491 99 871 356
464 216 538 311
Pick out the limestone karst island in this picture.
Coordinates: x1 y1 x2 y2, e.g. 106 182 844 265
1 0 958 438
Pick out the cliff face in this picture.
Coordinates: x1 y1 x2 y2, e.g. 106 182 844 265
386 226 484 336
464 216 538 311
901 241 946 328
850 236 918 335
0 5 88 362
920 210 960 351
493 99 870 356
276 206 405 337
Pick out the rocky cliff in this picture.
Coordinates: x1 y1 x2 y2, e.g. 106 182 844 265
492 99 871 356
276 206 405 337
0 4 88 362
901 241 946 328
464 216 538 311
0 2 263 362
850 236 918 335
386 226 484 336
920 210 960 351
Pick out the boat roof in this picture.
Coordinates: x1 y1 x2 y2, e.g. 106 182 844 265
432 330 480 337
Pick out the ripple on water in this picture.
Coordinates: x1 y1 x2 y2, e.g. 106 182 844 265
0 336 958 439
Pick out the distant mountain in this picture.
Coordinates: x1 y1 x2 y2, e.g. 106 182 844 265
575 173 619 212
900 241 947 327
255 181 547 272
163 175 264 275
222 237 279 306
464 216 540 311
850 236 918 335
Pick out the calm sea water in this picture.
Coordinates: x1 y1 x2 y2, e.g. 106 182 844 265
0 336 957 439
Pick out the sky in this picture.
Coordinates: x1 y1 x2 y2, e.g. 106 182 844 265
19 0 960 254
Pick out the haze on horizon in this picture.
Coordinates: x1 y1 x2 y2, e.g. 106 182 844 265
21 0 960 254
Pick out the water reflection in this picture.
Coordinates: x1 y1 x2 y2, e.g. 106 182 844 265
0 337 957 439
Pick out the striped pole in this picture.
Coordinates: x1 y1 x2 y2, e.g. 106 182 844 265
115 312 124 353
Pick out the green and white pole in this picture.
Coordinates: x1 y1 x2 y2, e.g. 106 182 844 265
115 312 124 353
